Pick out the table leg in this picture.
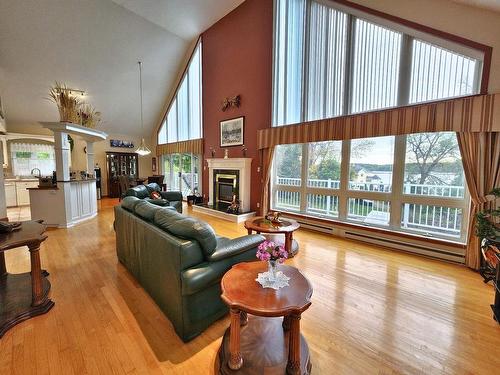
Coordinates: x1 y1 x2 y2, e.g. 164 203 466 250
246 228 252 235
286 313 301 375
240 311 248 326
284 233 292 254
228 308 243 370
282 315 291 331
0 252 6 276
29 244 44 307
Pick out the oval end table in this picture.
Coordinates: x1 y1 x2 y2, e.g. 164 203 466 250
216 262 312 375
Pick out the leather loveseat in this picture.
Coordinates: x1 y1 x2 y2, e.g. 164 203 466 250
114 196 265 342
125 182 183 213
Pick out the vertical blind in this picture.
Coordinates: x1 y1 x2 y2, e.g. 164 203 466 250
351 19 401 113
158 40 202 144
272 0 483 127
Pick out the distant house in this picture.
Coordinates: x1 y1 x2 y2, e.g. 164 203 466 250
355 168 383 184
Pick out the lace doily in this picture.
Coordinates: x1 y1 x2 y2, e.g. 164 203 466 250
256 271 290 290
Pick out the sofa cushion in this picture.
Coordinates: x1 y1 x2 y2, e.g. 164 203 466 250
121 196 142 212
154 211 217 257
134 200 165 222
145 197 169 207
125 184 150 199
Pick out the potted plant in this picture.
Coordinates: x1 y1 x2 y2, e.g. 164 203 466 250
475 188 500 282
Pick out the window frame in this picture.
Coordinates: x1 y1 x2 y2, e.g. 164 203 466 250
272 0 491 127
271 135 470 243
157 37 203 145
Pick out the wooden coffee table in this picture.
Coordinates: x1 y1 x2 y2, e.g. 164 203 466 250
0 220 54 337
216 262 313 375
244 217 300 257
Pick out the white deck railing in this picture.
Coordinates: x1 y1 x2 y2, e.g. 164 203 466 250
274 177 464 237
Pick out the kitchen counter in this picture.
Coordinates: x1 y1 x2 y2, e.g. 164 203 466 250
27 186 59 190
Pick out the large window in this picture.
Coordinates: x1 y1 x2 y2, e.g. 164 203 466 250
10 142 55 176
158 40 202 144
271 133 469 241
273 0 484 126
162 153 200 198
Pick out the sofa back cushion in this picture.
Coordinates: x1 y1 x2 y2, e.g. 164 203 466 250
134 200 165 222
154 210 217 257
121 196 142 212
125 184 150 199
146 183 161 194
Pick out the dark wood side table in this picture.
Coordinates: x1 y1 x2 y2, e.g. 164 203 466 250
216 262 313 375
0 220 54 338
244 217 300 257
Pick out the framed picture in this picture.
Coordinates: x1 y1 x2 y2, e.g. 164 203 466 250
220 116 244 147
110 139 134 148
152 157 157 173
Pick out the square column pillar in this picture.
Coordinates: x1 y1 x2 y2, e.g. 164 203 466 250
53 131 70 181
86 141 95 174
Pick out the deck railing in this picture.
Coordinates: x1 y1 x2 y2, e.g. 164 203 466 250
274 176 464 237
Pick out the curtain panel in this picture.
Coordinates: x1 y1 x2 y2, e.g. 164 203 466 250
457 132 500 269
156 138 204 156
258 94 500 149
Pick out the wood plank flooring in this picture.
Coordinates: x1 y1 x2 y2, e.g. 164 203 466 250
1 199 499 374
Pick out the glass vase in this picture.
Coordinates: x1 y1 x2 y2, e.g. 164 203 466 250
268 259 278 281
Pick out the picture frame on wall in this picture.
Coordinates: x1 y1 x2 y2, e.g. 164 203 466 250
110 139 134 148
220 116 244 147
152 157 157 173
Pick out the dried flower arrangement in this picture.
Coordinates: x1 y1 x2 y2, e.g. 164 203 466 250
78 104 101 129
48 82 101 128
48 82 81 124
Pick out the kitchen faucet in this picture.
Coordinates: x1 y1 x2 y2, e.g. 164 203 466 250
31 168 41 178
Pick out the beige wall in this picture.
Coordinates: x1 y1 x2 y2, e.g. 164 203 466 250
71 134 153 196
6 122 152 196
350 0 500 93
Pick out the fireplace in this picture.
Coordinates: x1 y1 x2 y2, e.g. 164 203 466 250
214 170 239 204
204 158 253 215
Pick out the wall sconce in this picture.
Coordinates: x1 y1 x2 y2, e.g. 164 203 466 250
209 146 216 158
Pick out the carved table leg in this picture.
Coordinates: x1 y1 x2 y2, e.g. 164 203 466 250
0 252 6 276
282 315 291 331
285 233 292 255
29 244 44 307
286 313 301 375
240 311 248 326
246 228 252 235
228 308 243 370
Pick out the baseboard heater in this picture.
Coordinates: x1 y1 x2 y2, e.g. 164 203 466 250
283 215 465 264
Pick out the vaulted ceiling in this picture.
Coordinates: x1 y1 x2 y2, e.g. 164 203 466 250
0 0 243 136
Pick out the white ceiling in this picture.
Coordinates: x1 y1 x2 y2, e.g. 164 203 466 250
452 0 500 13
0 0 243 137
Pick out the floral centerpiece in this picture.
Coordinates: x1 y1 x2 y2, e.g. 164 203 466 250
256 240 289 289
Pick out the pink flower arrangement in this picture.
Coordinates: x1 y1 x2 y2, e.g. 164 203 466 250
256 240 288 263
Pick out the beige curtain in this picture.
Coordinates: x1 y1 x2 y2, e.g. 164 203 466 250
258 94 500 150
156 138 204 156
457 132 500 269
260 147 275 216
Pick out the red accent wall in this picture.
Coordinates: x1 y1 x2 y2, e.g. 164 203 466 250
201 0 273 212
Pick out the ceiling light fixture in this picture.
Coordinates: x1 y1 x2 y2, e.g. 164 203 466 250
56 87 85 97
135 61 151 157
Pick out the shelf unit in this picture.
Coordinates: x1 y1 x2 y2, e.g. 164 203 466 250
105 152 139 198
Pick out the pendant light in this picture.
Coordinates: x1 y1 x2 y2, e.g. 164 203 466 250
135 61 151 156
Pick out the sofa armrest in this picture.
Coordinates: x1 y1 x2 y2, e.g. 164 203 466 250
207 234 265 262
160 191 183 202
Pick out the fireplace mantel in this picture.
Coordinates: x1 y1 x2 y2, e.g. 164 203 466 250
206 158 252 212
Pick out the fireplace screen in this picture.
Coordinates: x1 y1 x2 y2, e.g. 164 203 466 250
216 174 237 203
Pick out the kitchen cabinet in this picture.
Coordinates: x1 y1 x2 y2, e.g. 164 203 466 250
5 183 17 207
15 181 38 206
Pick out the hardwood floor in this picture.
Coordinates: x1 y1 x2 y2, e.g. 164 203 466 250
1 199 499 374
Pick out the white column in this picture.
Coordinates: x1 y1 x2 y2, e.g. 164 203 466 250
0 141 7 219
86 141 95 174
53 131 70 181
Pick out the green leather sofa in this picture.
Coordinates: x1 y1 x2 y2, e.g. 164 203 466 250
125 182 183 213
114 196 265 342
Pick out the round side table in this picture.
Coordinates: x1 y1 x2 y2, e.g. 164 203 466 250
244 217 300 257
216 262 313 375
